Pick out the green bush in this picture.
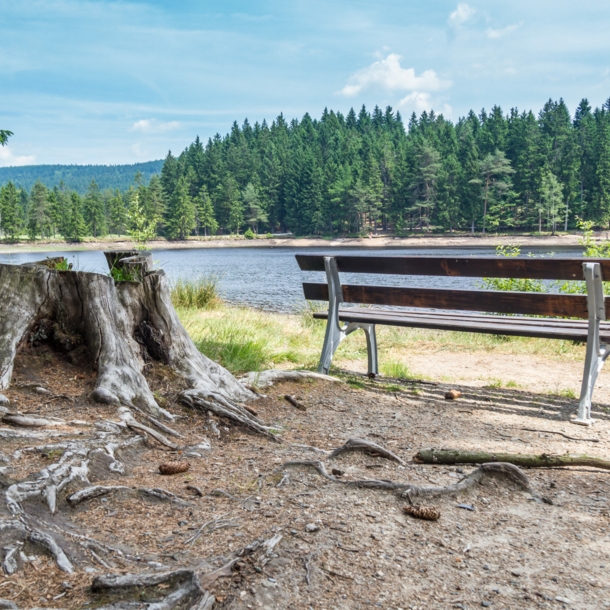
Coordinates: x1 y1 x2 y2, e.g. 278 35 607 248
171 276 220 309
244 228 255 240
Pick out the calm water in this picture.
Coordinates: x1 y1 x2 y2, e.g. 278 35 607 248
0 245 585 313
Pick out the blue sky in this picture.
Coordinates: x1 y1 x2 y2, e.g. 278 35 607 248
1 0 609 166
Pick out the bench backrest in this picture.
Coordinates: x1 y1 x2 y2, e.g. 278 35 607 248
296 254 607 320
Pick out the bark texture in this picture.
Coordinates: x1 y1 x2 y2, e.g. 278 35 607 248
0 252 255 419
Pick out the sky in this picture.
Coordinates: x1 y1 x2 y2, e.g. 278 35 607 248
1 0 609 167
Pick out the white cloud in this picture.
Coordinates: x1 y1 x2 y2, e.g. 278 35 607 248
398 92 452 117
130 119 181 133
486 23 521 39
448 3 476 29
340 54 451 97
0 146 36 167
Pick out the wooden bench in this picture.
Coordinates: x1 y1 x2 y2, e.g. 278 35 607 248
296 254 610 426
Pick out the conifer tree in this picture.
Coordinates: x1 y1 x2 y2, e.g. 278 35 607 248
195 186 218 236
28 181 51 239
0 182 22 240
83 179 106 237
166 175 196 240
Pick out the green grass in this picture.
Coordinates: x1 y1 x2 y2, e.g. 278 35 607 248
176 301 587 378
171 275 220 309
381 361 413 380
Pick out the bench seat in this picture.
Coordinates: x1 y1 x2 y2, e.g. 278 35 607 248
313 308 610 342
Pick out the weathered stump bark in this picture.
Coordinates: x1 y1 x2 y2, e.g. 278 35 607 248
0 251 255 420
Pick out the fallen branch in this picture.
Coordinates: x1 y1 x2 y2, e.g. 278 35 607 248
521 428 600 443
329 438 405 465
415 448 610 471
284 394 306 411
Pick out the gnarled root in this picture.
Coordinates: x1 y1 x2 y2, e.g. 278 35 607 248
329 437 406 465
180 389 281 442
281 460 533 499
92 569 211 610
240 369 342 389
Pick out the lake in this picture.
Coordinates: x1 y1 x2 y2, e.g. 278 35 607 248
0 245 586 313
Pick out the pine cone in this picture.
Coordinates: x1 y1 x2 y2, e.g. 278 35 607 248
444 390 461 400
159 461 190 475
403 504 441 521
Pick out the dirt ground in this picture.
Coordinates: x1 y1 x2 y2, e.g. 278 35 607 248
1 344 609 610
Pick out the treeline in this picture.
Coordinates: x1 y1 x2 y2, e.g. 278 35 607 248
2 98 610 241
0 160 163 194
162 97 610 236
0 176 165 241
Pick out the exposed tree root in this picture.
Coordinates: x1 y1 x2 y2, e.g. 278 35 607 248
415 448 610 471
281 460 533 500
240 369 343 389
92 568 211 610
118 408 180 450
329 437 406 465
180 389 281 442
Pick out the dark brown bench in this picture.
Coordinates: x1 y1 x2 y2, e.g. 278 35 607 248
296 254 610 426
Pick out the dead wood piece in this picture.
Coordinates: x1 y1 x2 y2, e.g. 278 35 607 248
199 559 239 588
209 489 237 500
185 515 236 546
520 428 600 443
2 546 19 575
67 485 130 506
415 448 610 471
139 488 189 506
241 369 343 388
444 390 462 400
186 484 204 497
330 437 406 465
284 394 307 411
403 505 441 521
159 461 190 475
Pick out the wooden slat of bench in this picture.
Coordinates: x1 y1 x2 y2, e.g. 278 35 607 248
329 308 595 330
312 309 607 342
296 254 609 281
303 282 591 319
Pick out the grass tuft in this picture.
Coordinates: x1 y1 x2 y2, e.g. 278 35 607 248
381 361 413 380
171 275 220 309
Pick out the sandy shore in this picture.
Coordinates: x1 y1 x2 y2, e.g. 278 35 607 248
0 232 591 254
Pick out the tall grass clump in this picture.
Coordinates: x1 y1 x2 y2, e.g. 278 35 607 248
171 275 220 309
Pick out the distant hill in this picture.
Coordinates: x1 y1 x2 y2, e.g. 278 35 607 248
0 160 164 193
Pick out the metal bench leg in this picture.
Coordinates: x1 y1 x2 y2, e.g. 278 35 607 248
362 324 378 377
574 262 607 425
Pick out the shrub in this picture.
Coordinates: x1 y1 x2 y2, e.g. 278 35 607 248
244 228 255 240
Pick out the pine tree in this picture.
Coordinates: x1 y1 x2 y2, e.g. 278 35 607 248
242 182 268 233
108 189 127 235
166 175 196 240
0 182 22 240
83 179 106 237
228 190 244 235
60 193 87 242
28 181 51 239
539 169 565 235
470 151 515 233
408 142 441 229
195 186 218 236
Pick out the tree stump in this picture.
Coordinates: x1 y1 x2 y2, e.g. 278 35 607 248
0 251 255 420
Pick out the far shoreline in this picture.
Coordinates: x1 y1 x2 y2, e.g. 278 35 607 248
0 232 594 255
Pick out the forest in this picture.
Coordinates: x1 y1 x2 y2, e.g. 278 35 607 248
1 97 610 241
0 160 163 194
